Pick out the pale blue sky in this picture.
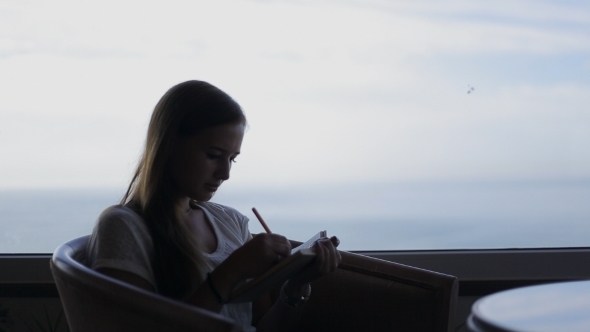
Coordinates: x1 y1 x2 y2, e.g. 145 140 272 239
0 0 589 189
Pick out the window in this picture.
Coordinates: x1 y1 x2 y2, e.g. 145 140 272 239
1 0 589 252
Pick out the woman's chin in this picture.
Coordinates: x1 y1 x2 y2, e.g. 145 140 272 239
191 192 215 202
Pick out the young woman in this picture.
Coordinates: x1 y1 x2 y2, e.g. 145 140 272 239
86 80 341 331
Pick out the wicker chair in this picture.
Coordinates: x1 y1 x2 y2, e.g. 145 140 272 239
51 236 458 332
50 236 242 332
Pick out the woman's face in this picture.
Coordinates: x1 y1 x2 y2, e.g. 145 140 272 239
169 122 245 202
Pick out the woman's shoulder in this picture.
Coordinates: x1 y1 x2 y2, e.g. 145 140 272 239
95 204 148 233
98 204 141 221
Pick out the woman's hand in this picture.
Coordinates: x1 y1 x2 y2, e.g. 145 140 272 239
285 236 341 294
219 233 292 284
253 236 342 331
255 235 341 330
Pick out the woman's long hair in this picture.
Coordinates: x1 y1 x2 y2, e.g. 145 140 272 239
122 80 246 299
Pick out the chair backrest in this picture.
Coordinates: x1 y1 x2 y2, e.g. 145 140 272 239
50 236 243 332
284 242 459 332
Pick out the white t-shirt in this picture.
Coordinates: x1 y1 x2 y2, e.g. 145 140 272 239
86 201 256 332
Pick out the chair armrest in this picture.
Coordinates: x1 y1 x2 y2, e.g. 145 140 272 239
281 242 458 332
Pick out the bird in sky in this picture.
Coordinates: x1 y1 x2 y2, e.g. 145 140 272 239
467 85 475 94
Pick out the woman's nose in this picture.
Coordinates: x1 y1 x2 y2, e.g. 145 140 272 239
215 160 231 180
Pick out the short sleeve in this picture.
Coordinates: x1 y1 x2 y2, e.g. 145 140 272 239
238 211 251 243
86 205 157 290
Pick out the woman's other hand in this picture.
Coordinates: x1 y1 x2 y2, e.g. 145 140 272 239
287 236 341 289
254 236 342 330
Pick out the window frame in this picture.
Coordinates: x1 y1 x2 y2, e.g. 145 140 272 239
3 247 590 295
3 248 589 329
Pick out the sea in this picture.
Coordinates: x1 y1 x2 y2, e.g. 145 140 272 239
1 179 590 253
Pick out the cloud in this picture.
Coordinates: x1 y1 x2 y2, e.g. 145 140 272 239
327 0 590 25
1 0 589 188
0 37 142 59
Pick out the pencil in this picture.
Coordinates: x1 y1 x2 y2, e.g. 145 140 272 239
252 207 272 234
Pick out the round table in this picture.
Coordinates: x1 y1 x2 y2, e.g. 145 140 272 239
468 280 590 332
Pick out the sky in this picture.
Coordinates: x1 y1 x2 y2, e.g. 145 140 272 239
1 0 589 190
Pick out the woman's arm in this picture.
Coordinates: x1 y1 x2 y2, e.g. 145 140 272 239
96 232 339 330
188 233 293 312
96 231 292 315
255 236 342 332
97 258 236 313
